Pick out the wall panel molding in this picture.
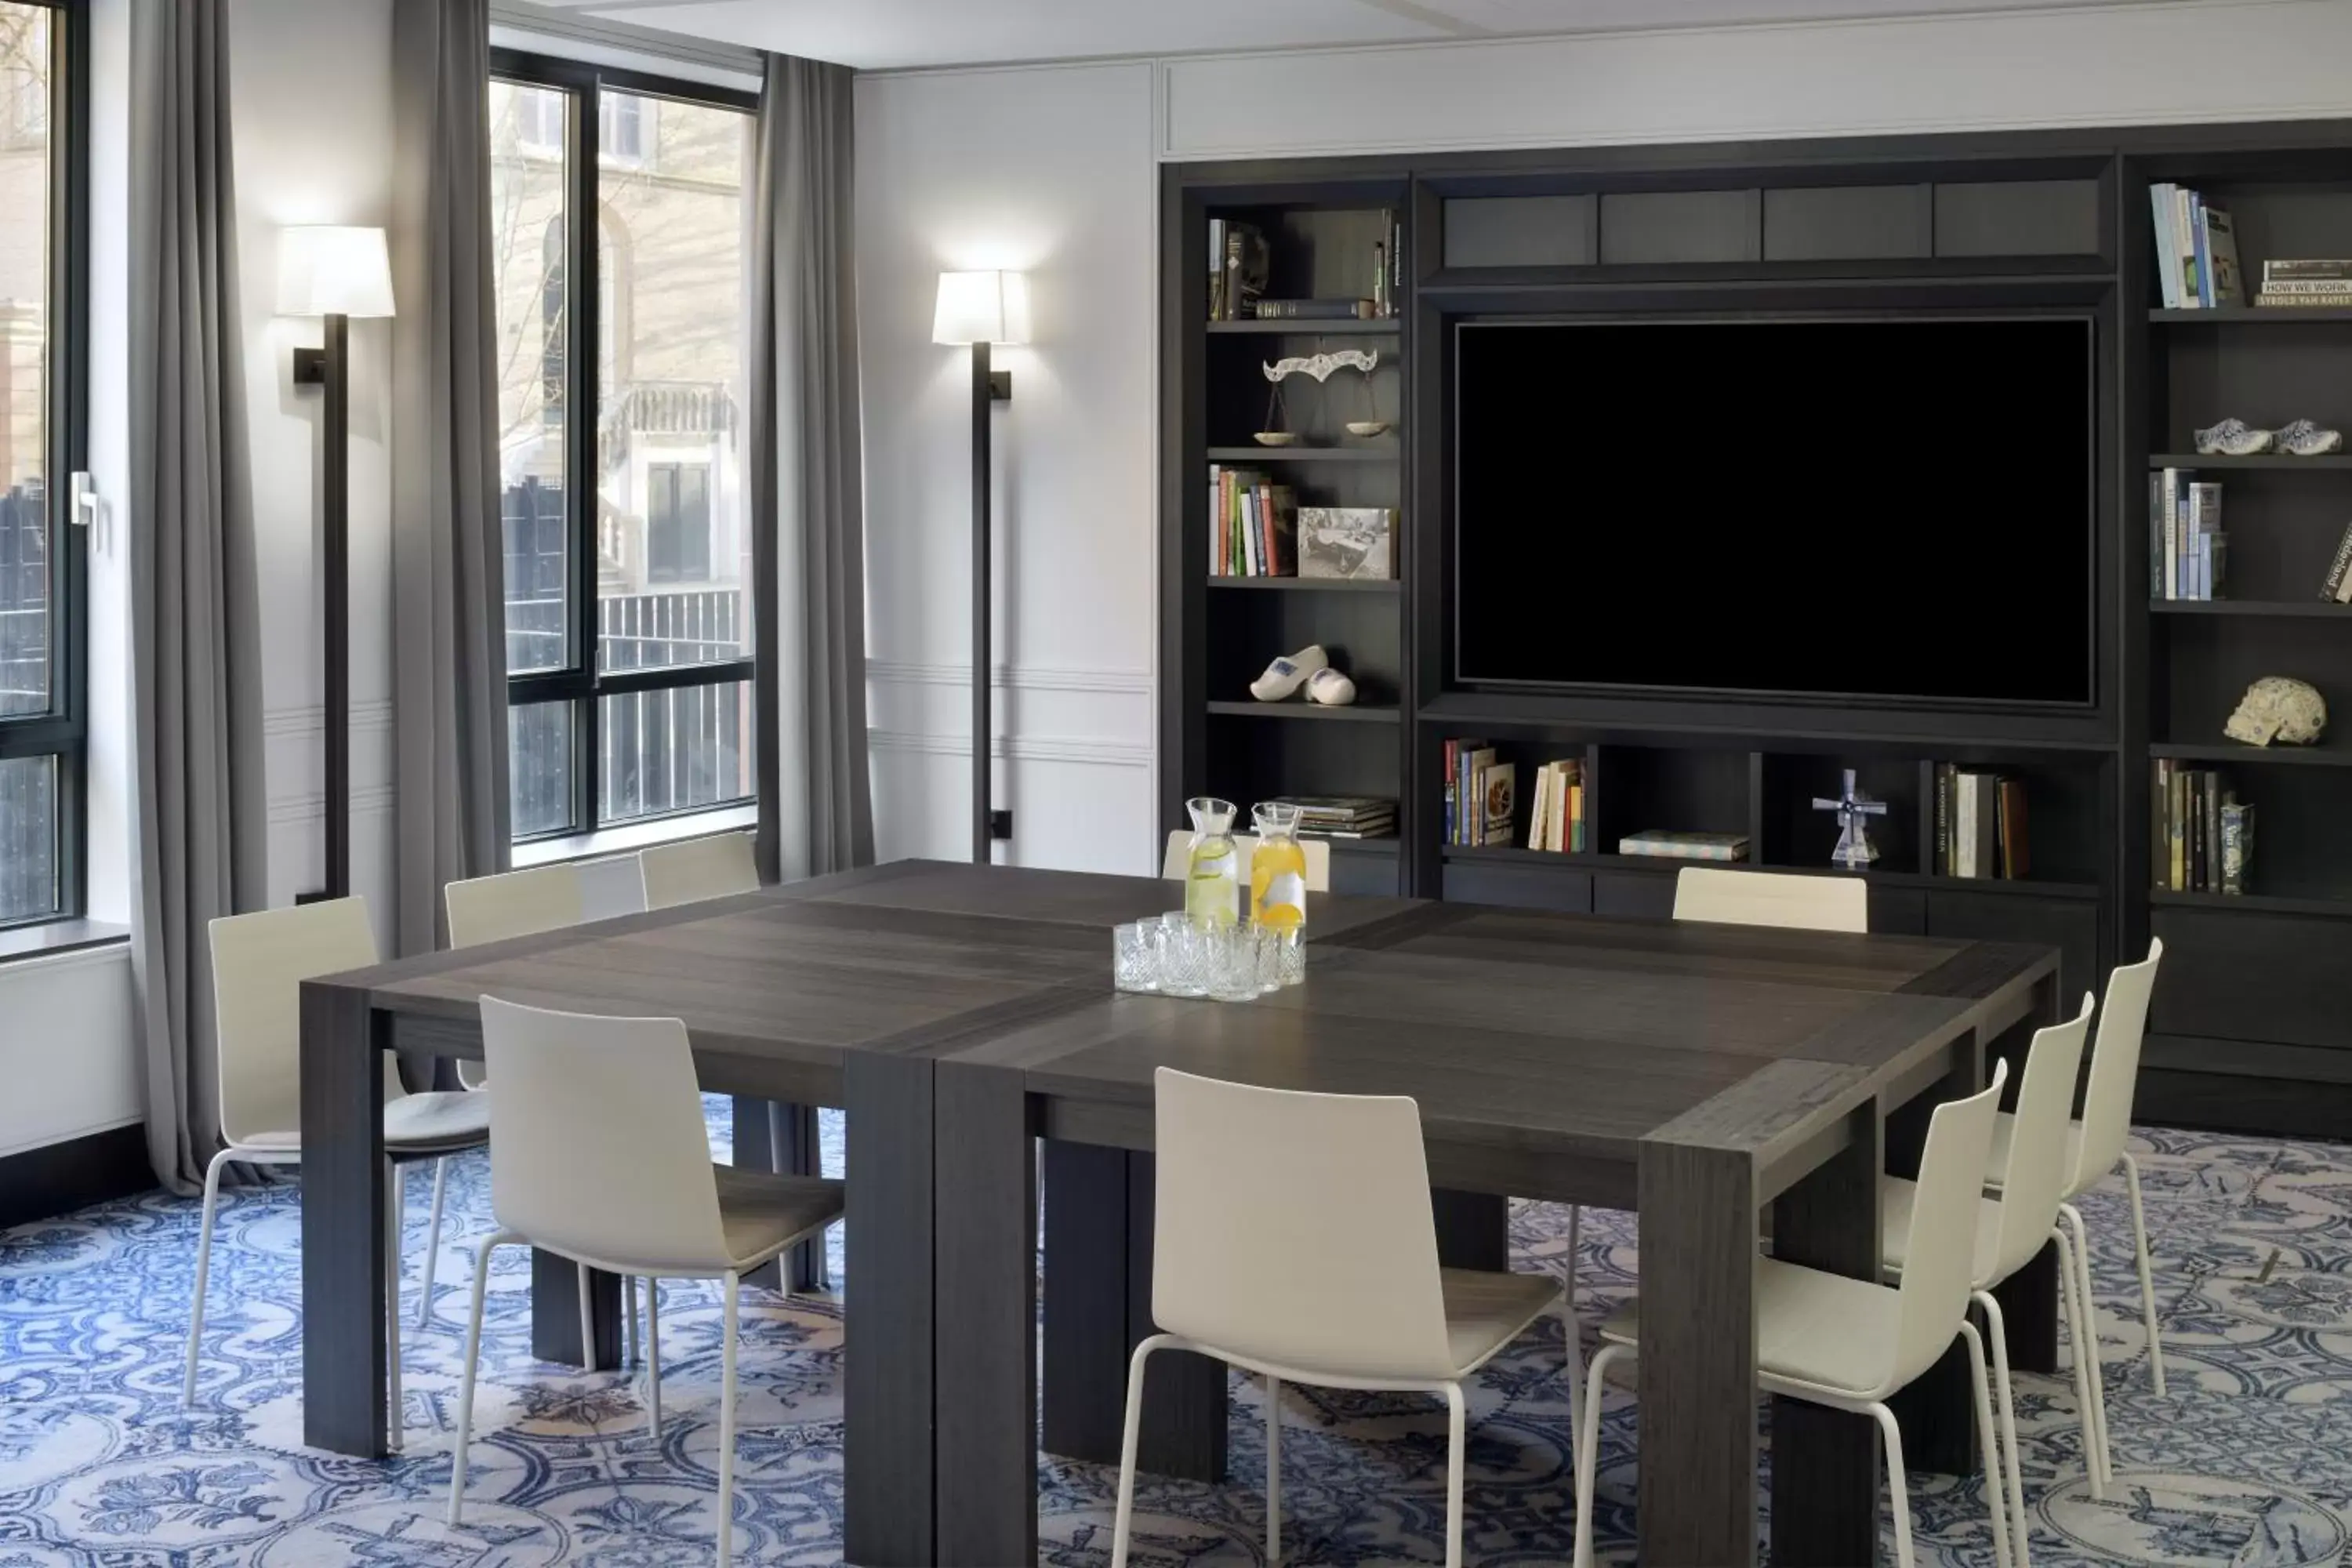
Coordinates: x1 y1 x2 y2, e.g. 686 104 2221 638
868 728 1152 769
261 700 395 739
867 660 1152 697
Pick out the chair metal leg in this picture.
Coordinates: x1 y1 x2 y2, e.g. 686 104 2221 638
1959 1320 2016 1568
1867 1401 1916 1568
1266 1375 1283 1568
2122 1152 2168 1397
1109 1335 1174 1568
2051 1224 2107 1499
576 1261 595 1375
2061 1200 2114 1487
387 1161 405 1453
1975 1290 2031 1568
417 1157 448 1330
1443 1381 1468 1568
717 1271 740 1568
447 1232 506 1527
646 1278 663 1442
182 1149 231 1406
1573 1343 1623 1568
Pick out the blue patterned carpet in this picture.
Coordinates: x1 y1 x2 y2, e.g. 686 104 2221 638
2 1109 2349 1565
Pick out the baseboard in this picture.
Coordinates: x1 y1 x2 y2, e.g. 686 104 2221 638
0 1123 154 1230
2136 1067 2352 1143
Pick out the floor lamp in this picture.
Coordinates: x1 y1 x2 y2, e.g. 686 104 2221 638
278 227 396 898
932 270 1028 864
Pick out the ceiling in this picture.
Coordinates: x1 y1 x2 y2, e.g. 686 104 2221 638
535 0 2199 71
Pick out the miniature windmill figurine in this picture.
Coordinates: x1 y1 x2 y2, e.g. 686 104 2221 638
1813 768 1889 870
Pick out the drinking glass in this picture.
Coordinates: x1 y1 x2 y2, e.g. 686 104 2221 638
1251 920 1283 994
1276 927 1306 988
1207 923 1261 1002
1113 921 1160 993
1160 912 1209 998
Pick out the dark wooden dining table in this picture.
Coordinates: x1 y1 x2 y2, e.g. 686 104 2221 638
299 858 2058 1567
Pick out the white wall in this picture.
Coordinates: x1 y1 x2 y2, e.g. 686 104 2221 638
229 0 399 938
855 62 1160 873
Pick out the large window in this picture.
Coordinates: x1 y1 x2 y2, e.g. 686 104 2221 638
0 1 79 927
488 54 756 843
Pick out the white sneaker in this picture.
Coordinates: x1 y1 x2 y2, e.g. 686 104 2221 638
1305 667 1356 706
1250 644 1328 702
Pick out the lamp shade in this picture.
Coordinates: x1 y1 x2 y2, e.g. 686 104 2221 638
931 270 1029 347
276 226 396 318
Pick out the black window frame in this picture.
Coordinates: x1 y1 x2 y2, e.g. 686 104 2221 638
0 0 86 931
489 49 759 846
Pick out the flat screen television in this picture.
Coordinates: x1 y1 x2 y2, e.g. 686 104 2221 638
1454 317 2096 705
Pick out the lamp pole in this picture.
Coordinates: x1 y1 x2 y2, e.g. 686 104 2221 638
293 311 350 898
971 336 992 865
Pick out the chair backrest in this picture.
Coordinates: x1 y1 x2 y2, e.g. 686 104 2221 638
1886 1058 2008 1393
2072 937 2164 1195
1152 1067 1453 1381
477 996 733 1273
641 832 760 910
207 897 381 1149
445 863 588 949
1157 829 1330 893
1987 992 2096 1283
1672 866 1868 935
578 854 652 921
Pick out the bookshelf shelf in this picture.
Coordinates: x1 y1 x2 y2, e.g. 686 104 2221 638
1206 318 1401 335
1204 445 1399 463
2150 600 2352 618
2147 452 2352 470
1207 576 1400 593
1436 843 2099 898
1319 837 1401 856
2150 307 2352 323
2148 741 2352 768
1205 700 1401 724
2149 888 2352 919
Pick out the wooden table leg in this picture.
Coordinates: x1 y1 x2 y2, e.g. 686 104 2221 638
733 1095 826 1291
1636 1139 1759 1568
530 1253 622 1369
845 1053 935 1567
299 980 388 1457
1770 1105 1884 1567
934 1058 1036 1566
1040 1141 1225 1483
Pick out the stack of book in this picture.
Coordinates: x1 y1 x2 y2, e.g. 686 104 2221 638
1252 298 1380 320
1207 219 1268 321
2321 521 2352 602
1526 760 1588 853
1208 465 1296 577
1933 765 2031 880
1269 796 1395 840
2257 260 2352 309
2153 760 2251 894
1617 830 1748 862
1443 739 1515 847
2151 467 2227 601
2148 184 2244 307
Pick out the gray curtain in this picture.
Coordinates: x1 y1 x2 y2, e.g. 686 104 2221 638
750 55 875 884
127 0 266 1196
390 0 509 954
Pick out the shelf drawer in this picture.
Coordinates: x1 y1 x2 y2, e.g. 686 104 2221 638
2151 906 2352 1053
1594 868 1676 920
1443 861 1592 914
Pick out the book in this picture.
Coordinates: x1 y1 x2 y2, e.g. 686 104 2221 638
2175 185 2201 305
2161 467 2187 601
1220 223 1268 322
2203 203 2244 306
2252 278 2352 296
1208 217 1225 321
1442 740 1459 844
2190 481 2223 600
2148 474 2164 600
2256 292 2352 307
2203 771 2222 893
1458 743 1495 846
1619 829 1748 862
1479 760 1516 848
2150 184 2180 310
1298 507 1396 580
2220 798 2253 895
2265 259 2352 282
1935 762 1954 876
1252 297 1377 320
2322 522 2352 601
1528 764 1553 851
1998 779 2031 880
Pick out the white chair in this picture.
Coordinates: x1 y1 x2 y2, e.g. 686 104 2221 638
443 861 597 949
1109 1068 1573 1568
1884 993 2096 1560
186 897 488 1451
1985 938 2166 1488
1672 865 1869 935
1158 829 1332 892
448 997 843 1566
641 831 760 909
1575 1060 2014 1568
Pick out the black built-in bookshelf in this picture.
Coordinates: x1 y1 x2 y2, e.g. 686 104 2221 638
1160 126 2352 1138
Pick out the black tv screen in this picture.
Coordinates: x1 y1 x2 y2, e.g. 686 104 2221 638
1454 318 2095 705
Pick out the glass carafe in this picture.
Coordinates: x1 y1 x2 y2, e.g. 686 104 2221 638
1250 801 1309 935
1184 797 1243 927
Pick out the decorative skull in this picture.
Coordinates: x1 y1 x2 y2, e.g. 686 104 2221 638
2224 676 2328 747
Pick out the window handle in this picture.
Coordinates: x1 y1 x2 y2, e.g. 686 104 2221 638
69 470 96 528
